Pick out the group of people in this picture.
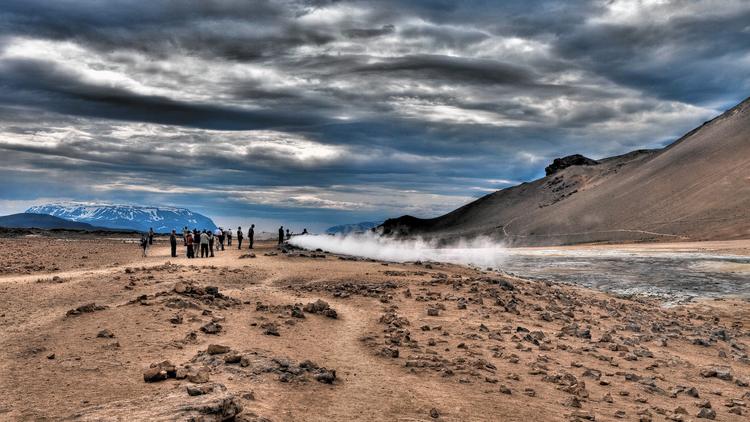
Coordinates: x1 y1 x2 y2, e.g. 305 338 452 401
139 224 309 258
179 226 250 259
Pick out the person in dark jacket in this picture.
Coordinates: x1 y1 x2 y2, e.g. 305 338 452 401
226 229 232 246
278 226 284 245
169 230 178 257
148 228 154 245
237 226 243 249
208 230 215 257
140 234 148 257
248 224 255 249
186 232 194 258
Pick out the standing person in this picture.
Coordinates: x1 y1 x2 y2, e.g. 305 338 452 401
148 228 154 245
302 228 308 235
186 231 194 259
170 230 178 258
208 230 215 257
248 224 255 249
237 226 243 249
286 228 291 240
215 227 224 251
182 226 188 246
140 234 148 257
226 229 232 247
200 230 209 258
278 226 284 245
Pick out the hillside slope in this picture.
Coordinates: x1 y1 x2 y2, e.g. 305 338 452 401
381 97 750 245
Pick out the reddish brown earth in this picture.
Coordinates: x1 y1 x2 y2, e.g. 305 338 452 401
0 234 749 421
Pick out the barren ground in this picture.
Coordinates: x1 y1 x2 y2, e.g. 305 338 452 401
0 234 749 421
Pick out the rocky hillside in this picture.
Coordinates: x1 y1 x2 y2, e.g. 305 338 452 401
381 96 750 245
26 203 216 233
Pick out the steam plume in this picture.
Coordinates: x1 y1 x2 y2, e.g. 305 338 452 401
288 233 507 268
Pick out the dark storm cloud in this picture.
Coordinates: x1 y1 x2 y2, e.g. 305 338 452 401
348 55 537 86
1 0 749 228
342 25 395 39
0 58 328 130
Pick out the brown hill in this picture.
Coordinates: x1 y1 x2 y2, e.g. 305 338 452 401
381 96 750 245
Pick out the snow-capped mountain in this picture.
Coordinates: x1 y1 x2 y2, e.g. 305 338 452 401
26 202 217 233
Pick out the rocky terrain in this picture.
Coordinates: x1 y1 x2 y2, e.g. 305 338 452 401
381 97 750 246
0 233 749 421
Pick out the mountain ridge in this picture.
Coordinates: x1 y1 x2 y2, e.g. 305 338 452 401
0 213 106 231
380 96 750 245
26 202 217 233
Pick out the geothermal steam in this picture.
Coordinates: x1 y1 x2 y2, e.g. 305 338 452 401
288 233 507 268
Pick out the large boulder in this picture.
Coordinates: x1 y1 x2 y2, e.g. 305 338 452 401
544 154 598 176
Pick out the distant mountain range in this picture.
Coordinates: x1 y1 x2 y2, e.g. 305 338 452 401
26 203 217 233
0 213 112 231
381 96 750 245
325 221 381 235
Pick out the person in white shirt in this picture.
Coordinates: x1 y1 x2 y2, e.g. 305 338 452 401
214 228 224 251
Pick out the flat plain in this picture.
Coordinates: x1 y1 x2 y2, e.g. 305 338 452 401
1 233 749 421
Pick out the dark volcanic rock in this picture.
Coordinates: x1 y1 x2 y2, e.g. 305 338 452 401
201 321 223 334
544 154 598 176
66 303 107 316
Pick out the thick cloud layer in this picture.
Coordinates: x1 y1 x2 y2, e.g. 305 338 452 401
1 0 748 230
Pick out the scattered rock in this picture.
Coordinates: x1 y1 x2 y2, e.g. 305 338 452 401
313 368 336 384
261 322 280 336
207 344 231 355
96 329 115 338
696 407 716 419
143 360 176 382
66 303 107 316
201 321 223 334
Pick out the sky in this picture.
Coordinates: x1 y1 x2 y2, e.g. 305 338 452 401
1 0 749 232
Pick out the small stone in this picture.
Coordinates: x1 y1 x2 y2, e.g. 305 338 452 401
696 399 711 409
261 322 279 336
207 344 230 355
187 367 210 384
186 384 214 396
499 385 511 394
291 307 305 318
564 396 582 408
96 329 115 338
143 366 167 382
224 352 242 364
313 368 336 384
200 321 222 334
696 407 716 419
430 408 440 419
